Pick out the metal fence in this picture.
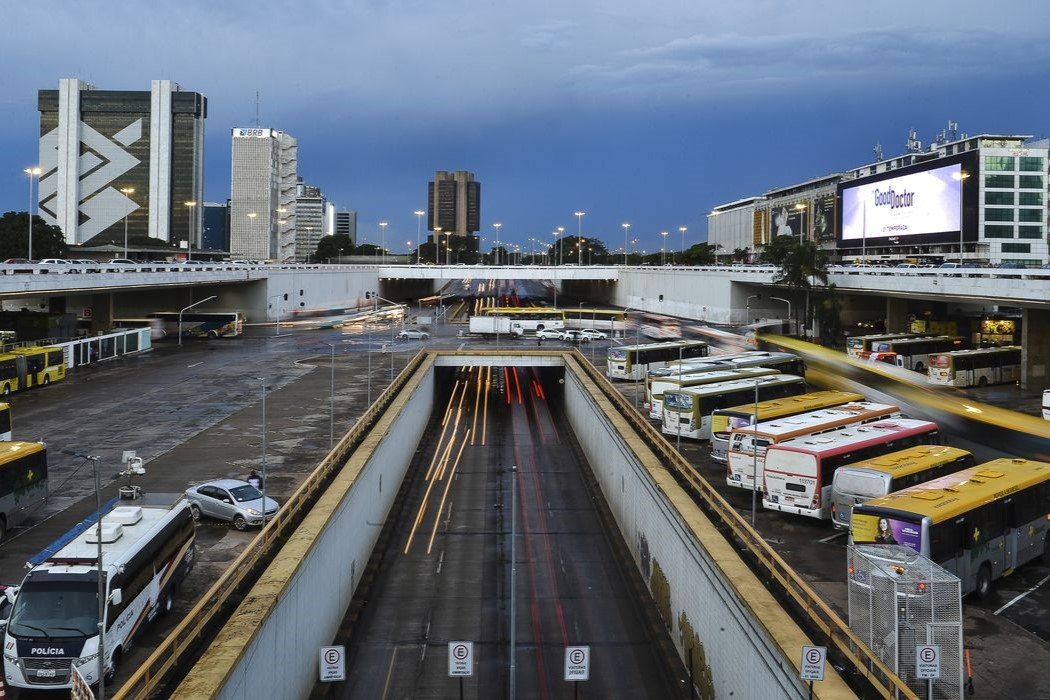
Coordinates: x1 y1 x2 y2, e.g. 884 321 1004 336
848 544 963 699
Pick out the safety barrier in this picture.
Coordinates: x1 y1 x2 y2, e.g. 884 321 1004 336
113 350 431 699
567 352 918 699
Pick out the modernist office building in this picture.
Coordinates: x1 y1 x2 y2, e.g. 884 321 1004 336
427 170 480 250
709 134 1049 266
334 211 357 244
202 201 229 252
37 79 206 249
229 127 297 261
294 179 326 262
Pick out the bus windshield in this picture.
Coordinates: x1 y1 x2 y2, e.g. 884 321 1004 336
929 355 950 368
8 580 97 638
608 349 627 361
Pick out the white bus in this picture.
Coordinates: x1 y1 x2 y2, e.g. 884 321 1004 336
869 335 966 373
149 311 243 339
845 333 919 357
3 496 195 689
644 350 803 383
927 346 1022 387
829 445 974 530
661 374 808 440
762 419 940 520
725 402 901 491
607 340 709 380
647 367 780 421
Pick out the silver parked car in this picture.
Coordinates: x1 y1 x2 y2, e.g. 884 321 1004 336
397 329 430 340
184 478 279 530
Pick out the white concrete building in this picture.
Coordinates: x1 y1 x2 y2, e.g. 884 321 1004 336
230 128 297 261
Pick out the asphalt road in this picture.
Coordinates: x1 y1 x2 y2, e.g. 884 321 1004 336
333 364 688 699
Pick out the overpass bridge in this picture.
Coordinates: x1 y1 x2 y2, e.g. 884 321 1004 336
114 350 911 700
1 262 1046 388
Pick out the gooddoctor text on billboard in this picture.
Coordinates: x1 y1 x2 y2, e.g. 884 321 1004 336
841 163 961 241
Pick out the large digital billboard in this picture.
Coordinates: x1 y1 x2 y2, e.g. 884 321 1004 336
841 162 961 243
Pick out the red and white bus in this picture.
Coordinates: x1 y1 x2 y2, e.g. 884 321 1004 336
762 419 940 520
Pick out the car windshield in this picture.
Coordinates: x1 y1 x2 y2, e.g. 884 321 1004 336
7 580 97 639
229 484 262 502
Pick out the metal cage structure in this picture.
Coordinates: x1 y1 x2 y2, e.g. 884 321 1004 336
847 544 963 699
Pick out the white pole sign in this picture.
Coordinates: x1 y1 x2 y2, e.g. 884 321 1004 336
800 645 826 681
448 641 474 677
916 645 941 680
564 645 591 681
319 645 346 682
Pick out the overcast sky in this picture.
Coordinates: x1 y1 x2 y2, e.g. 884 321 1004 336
2 1 1049 252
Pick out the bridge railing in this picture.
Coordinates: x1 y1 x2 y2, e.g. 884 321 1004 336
567 352 917 700
113 350 432 699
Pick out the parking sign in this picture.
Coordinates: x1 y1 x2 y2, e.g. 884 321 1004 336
564 646 591 681
800 646 826 681
916 645 941 680
319 646 345 682
448 641 474 677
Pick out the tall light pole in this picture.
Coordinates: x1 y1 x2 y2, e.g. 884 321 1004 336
24 167 41 260
178 295 217 347
414 210 425 264
120 187 135 259
379 221 388 264
794 202 807 240
323 342 336 450
434 226 442 264
622 222 630 265
557 226 565 266
247 212 258 260
661 231 669 265
184 201 197 260
574 211 585 264
678 225 687 254
445 231 454 265
493 222 502 265
953 170 969 264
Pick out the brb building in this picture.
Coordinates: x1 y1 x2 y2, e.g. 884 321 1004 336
37 78 207 251
708 132 1049 267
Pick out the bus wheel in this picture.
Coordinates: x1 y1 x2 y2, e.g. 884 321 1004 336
106 648 121 682
975 563 993 600
208 330 219 339
977 376 988 387
43 375 50 386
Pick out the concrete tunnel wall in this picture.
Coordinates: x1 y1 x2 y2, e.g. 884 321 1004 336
214 368 435 700
562 368 810 699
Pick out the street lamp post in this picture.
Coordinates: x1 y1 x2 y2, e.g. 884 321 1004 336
247 212 258 260
323 342 335 450
557 227 565 265
434 226 442 265
679 226 687 255
414 211 425 265
493 222 502 265
178 295 217 347
379 221 388 264
661 231 669 265
24 167 42 260
953 170 970 263
574 212 585 264
622 223 630 265
184 201 197 260
445 231 454 266
120 187 135 259
794 202 807 240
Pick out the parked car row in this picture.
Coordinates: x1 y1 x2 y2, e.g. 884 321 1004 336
536 328 607 342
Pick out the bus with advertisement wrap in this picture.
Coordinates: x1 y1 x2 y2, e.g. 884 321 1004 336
606 340 708 381
646 367 780 421
724 402 901 491
661 374 808 441
850 458 1050 598
830 445 974 530
871 336 967 373
762 419 940 520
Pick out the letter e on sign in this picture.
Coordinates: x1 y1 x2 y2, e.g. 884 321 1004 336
916 645 941 680
800 645 826 682
319 645 345 682
448 641 474 677
564 645 591 681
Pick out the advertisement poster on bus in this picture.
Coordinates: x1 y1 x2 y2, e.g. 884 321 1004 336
852 513 922 552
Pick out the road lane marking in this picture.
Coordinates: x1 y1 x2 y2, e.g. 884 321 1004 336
187 362 203 368
994 572 1050 615
436 549 445 574
818 532 847 544
381 647 399 700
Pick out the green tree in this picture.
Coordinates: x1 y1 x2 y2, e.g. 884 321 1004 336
0 212 67 260
313 234 355 262
768 237 830 337
679 243 717 266
731 247 750 263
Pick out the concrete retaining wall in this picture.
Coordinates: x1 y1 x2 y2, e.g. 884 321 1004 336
214 369 433 699
562 368 811 698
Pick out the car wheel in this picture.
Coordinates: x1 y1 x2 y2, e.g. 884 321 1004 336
977 376 988 387
208 330 219 339
975 563 993 600
233 514 248 531
423 334 430 340
189 504 201 522
106 647 121 683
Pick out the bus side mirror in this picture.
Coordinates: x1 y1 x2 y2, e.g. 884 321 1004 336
109 589 122 606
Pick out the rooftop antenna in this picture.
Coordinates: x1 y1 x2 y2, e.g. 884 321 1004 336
906 128 922 154
948 120 959 141
255 91 260 127
873 141 883 162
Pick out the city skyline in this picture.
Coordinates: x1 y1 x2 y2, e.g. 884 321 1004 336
3 1 1050 253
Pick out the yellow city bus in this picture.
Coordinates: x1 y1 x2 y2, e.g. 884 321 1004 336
710 390 865 462
851 458 1050 598
0 346 66 395
0 403 11 441
830 445 974 529
0 441 47 540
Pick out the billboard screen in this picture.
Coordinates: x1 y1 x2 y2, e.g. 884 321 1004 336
772 207 806 238
814 194 835 241
841 162 962 242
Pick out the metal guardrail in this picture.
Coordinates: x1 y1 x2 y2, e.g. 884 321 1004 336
113 350 431 699
566 352 918 699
